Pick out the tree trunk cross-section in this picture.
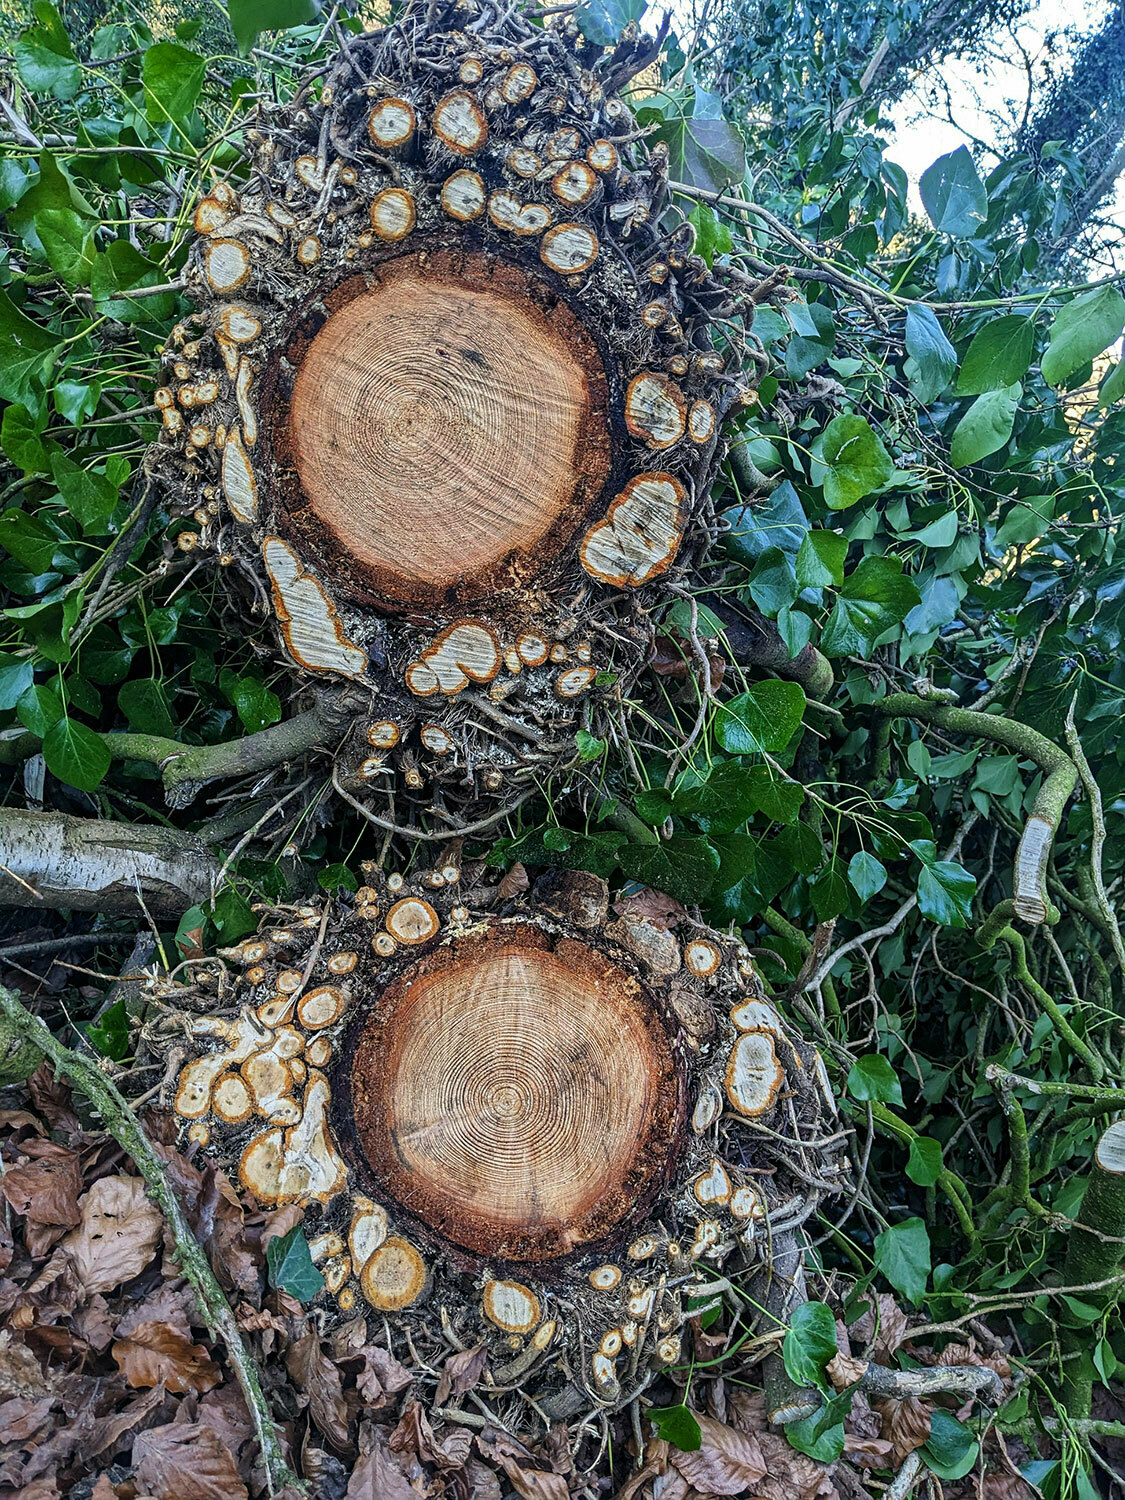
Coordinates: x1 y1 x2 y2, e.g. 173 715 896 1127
153 865 844 1415
343 926 681 1259
276 255 612 607
149 2 754 822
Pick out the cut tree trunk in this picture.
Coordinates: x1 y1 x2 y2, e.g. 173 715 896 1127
147 864 843 1417
150 2 758 828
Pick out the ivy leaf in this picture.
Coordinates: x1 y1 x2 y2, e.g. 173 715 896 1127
17 682 64 737
85 999 130 1062
919 146 987 237
950 384 1021 468
710 833 792 924
1098 360 1125 409
1 405 50 475
811 859 850 921
904 305 957 403
820 556 920 658
51 451 117 532
90 241 177 324
319 863 358 893
229 0 319 53
783 1301 838 1391
575 728 606 761
796 531 848 590
956 315 1034 395
43 717 111 792
786 1387 850 1462
647 1404 702 1452
1041 285 1125 387
617 836 720 905
813 415 895 510
227 674 282 733
747 547 799 617
36 208 95 286
14 1 80 99
847 850 887 901
688 203 732 266
0 658 36 712
118 678 176 739
714 680 805 756
724 480 809 565
917 860 976 927
142 42 207 123
906 1136 944 1187
874 1216 931 1306
210 886 258 942
922 1411 979 1481
265 1225 325 1303
675 762 803 834
847 1054 903 1106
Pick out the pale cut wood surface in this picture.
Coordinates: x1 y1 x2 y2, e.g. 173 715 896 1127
350 932 681 1259
289 260 607 603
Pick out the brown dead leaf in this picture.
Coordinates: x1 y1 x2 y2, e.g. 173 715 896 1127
11 1480 59 1500
612 1437 671 1500
346 1436 417 1499
26 1063 79 1135
497 862 530 899
670 1414 767 1496
982 1476 1039 1500
133 1422 249 1500
0 1141 82 1238
435 1344 487 1405
91 1478 121 1500
825 1352 868 1390
753 1430 840 1500
391 1398 469 1470
877 1395 931 1464
112 1319 222 1394
870 1293 909 1364
612 888 685 929
260 1203 304 1250
0 1394 55 1445
63 1175 162 1294
933 1340 1012 1380
286 1330 350 1448
0 1330 50 1400
355 1343 414 1407
464 1457 504 1500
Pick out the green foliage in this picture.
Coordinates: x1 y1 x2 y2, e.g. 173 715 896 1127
647 1404 703 1451
874 1218 931 1305
919 146 987 237
782 1301 838 1390
265 1225 325 1302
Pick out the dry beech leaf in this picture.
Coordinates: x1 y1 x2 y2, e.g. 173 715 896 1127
345 1437 417 1500
27 1063 79 1134
286 1330 350 1448
356 1343 413 1407
870 1292 909 1364
826 1351 868 1390
670 1414 768 1496
877 1395 932 1464
11 1480 60 1500
464 1457 504 1500
982 1476 1039 1500
435 1344 487 1404
0 1330 52 1400
62 1175 162 1295
753 1431 840 1500
91 1478 121 1500
112 1319 222 1394
133 1423 249 1500
0 1141 82 1230
497 862 530 899
934 1340 1012 1380
612 887 686 929
0 1394 55 1445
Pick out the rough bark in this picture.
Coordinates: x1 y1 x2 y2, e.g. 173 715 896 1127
1061 1121 1125 1417
149 3 766 828
145 866 844 1417
0 809 220 915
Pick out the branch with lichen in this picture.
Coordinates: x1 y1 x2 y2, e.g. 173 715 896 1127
0 986 305 1498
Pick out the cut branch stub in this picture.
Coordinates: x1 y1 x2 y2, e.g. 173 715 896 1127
150 1 746 820
157 870 843 1418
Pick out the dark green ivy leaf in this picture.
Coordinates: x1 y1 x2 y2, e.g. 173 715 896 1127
782 1301 838 1391
85 999 130 1061
904 305 957 403
713 680 806 755
813 415 896 510
617 836 720 904
647 1404 702 1452
917 860 976 927
42 717 111 792
266 1224 325 1302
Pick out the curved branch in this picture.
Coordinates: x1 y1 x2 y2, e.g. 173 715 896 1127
874 693 1079 926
